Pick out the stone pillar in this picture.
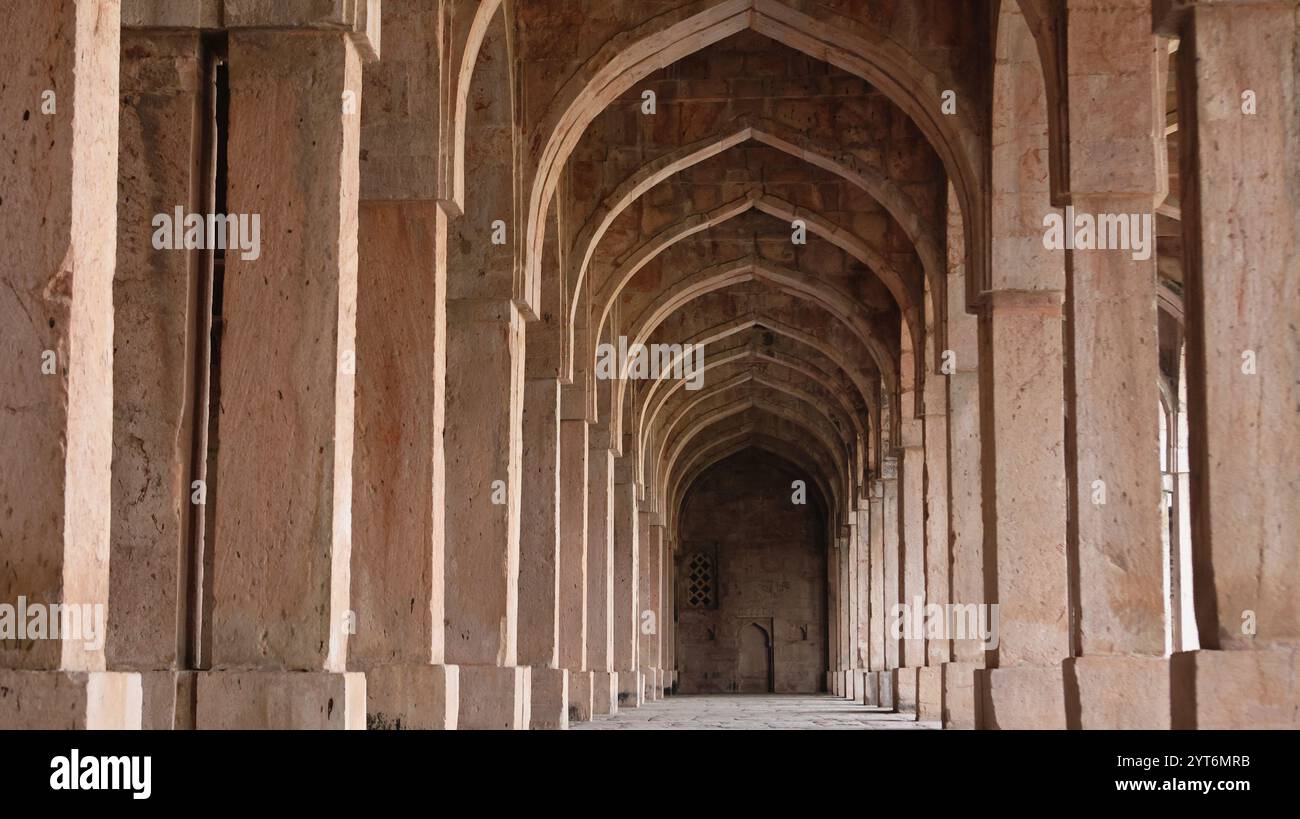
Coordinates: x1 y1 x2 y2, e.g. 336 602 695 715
559 405 592 722
351 200 460 730
977 4 1071 728
443 299 530 728
350 0 458 732
638 514 663 701
107 28 206 730
196 29 366 728
976 291 1070 729
1172 1 1300 728
665 539 678 693
842 522 859 700
586 430 618 714
941 186 986 729
0 0 142 729
919 361 950 722
518 375 568 729
1060 0 1168 728
881 466 901 675
899 435 926 673
832 538 842 702
612 460 641 706
867 482 887 676
854 505 871 679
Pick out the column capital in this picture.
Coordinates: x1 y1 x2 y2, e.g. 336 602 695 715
124 0 382 60
983 289 1064 318
1153 0 1298 35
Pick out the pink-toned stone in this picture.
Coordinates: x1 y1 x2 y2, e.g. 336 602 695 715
980 665 1066 729
195 671 365 730
529 667 569 730
0 671 142 730
366 664 459 730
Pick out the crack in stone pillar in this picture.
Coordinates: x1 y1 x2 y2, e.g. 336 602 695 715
196 28 367 729
108 28 208 731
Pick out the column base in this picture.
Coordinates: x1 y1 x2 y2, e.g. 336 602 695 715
878 669 896 711
917 666 942 721
365 664 459 730
843 669 857 700
617 669 643 708
0 670 143 729
457 665 531 730
978 664 1066 729
666 669 678 694
138 669 198 730
592 670 619 716
941 662 984 729
529 667 569 730
1172 647 1299 729
895 667 919 715
568 670 594 723
195 670 365 729
830 671 843 697
858 670 879 706
640 667 663 701
1064 655 1170 729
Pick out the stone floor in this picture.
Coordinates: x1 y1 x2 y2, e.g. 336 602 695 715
573 694 940 730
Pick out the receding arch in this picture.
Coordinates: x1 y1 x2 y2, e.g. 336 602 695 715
567 118 947 366
589 191 923 372
524 0 987 342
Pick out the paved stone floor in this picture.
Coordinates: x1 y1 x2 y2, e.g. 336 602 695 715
573 695 940 730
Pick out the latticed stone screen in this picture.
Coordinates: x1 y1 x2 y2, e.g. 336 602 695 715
686 552 715 609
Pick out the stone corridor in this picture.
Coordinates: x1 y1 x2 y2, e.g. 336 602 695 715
0 1 1296 732
574 695 937 730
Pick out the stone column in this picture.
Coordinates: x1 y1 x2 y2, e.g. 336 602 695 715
612 458 641 706
827 540 841 694
878 465 899 707
842 522 858 700
976 291 1070 729
1060 0 1168 728
0 0 142 729
977 3 1071 729
586 429 618 714
1171 1 1300 728
638 515 663 701
897 434 925 713
443 298 530 728
865 482 886 706
665 538 678 693
942 186 987 729
196 28 366 728
351 0 458 732
854 505 871 700
919 363 950 721
352 201 459 729
107 28 207 730
559 401 592 722
518 375 568 728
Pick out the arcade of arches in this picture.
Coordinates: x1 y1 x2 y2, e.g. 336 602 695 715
1 0 1296 730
